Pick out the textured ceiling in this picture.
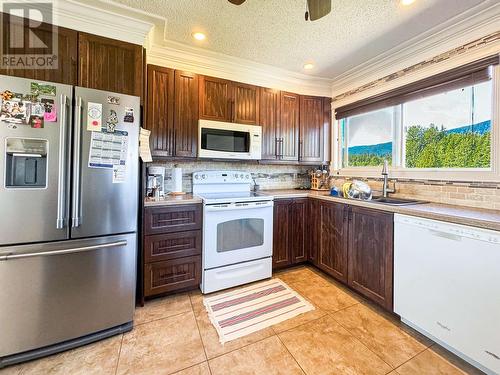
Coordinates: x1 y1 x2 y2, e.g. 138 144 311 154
111 0 487 79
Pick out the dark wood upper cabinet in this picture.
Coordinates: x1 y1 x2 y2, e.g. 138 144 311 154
348 206 394 310
290 198 307 263
146 64 174 157
199 75 232 122
279 91 300 161
233 82 259 124
323 97 332 163
299 95 324 163
319 201 348 283
0 14 77 85
174 70 199 158
259 88 281 160
78 32 143 96
199 76 259 125
273 199 292 269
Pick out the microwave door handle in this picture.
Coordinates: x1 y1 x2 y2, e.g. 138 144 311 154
72 97 83 228
56 94 69 229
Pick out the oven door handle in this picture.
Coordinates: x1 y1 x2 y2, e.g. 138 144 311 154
204 201 274 212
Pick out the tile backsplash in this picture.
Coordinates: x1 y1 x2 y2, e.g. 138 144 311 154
331 177 500 210
149 160 311 192
147 160 500 210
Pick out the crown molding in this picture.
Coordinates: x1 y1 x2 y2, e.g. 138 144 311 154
332 36 500 108
331 0 500 97
147 39 333 97
9 0 160 45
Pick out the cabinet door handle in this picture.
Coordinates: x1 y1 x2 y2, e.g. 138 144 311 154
279 138 284 159
298 140 303 161
275 138 279 158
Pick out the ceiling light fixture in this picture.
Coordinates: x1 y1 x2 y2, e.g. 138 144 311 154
303 63 315 70
401 0 415 5
192 32 206 41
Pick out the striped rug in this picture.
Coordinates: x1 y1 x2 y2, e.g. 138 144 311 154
203 278 314 344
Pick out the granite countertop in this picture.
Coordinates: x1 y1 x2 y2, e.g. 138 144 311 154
144 194 202 207
260 189 500 232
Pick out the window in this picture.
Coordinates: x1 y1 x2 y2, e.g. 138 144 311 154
403 81 492 169
336 56 499 180
341 106 396 167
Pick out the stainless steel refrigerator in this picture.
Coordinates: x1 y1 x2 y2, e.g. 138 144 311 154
0 75 139 367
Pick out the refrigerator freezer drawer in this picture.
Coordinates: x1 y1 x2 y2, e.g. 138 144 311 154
0 233 136 358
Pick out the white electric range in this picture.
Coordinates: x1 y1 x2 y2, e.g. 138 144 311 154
193 171 274 294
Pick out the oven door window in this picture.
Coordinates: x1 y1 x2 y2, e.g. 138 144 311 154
217 218 264 252
201 128 250 153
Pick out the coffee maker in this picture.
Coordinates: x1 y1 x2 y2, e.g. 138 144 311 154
147 166 165 198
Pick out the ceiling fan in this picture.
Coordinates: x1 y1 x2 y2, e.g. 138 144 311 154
227 0 332 21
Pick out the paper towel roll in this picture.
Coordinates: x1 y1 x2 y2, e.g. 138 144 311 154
172 167 183 193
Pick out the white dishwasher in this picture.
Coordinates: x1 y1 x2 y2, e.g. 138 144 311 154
394 214 500 375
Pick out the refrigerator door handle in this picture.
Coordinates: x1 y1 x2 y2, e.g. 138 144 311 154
72 97 83 228
56 94 69 229
0 240 127 261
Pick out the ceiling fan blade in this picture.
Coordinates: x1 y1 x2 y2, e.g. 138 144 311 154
228 0 246 5
307 0 331 20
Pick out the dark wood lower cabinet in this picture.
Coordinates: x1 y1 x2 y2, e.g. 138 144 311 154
272 198 308 269
307 199 320 265
290 199 307 263
318 201 348 283
141 199 394 309
145 256 201 297
347 206 394 310
143 204 202 299
144 204 202 235
144 230 201 263
273 199 292 268
282 198 394 311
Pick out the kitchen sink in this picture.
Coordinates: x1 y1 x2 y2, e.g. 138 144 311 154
371 197 426 206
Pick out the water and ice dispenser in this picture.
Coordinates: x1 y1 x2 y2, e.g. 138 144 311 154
5 138 48 188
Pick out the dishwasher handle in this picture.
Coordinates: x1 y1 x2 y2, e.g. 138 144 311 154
0 240 127 261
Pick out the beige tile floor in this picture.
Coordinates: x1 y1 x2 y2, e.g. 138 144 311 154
1 266 485 375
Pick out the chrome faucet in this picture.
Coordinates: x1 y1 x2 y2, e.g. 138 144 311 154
381 160 395 198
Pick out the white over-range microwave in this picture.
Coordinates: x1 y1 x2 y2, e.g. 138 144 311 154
198 119 262 160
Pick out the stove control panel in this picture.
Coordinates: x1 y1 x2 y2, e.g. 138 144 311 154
193 171 252 184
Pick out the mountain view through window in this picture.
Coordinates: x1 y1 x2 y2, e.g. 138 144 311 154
342 80 492 169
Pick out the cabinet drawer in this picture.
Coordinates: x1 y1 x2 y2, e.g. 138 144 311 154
144 231 201 262
145 256 201 297
144 204 202 235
